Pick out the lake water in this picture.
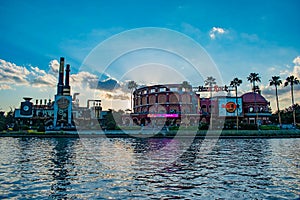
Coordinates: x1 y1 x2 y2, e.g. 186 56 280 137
0 136 299 199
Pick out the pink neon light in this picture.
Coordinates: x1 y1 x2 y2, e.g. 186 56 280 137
147 114 179 118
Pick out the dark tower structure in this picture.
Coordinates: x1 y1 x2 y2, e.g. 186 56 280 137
53 57 73 128
57 57 65 95
63 64 71 96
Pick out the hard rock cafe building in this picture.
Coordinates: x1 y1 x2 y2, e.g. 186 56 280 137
122 84 272 127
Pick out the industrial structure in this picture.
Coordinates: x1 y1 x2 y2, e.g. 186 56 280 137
14 57 103 131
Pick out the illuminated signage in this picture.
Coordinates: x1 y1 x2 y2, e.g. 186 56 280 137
197 85 234 92
147 114 179 118
218 97 242 117
222 102 237 113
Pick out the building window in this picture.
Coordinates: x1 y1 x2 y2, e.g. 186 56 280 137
158 95 167 103
169 93 179 103
249 107 254 112
149 95 156 104
181 94 190 103
150 89 156 93
142 97 147 105
170 88 177 92
159 88 166 92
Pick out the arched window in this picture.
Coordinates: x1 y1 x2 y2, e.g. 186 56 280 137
249 107 254 113
149 95 156 104
142 97 147 105
169 93 179 103
181 94 190 103
158 94 167 103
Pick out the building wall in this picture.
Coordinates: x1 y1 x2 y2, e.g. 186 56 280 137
133 84 196 115
126 85 272 126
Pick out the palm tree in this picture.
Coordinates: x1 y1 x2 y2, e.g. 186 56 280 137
127 80 138 113
204 76 216 124
269 76 282 127
284 75 299 125
247 73 261 127
180 81 192 92
204 76 216 99
247 73 261 92
230 77 242 130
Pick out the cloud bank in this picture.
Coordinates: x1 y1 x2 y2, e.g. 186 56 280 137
261 56 300 110
0 58 127 92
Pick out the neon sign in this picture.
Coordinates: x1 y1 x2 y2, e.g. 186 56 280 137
196 85 234 92
222 102 237 113
147 114 179 118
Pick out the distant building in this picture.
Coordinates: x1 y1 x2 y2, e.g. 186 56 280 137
14 57 103 130
241 92 271 125
122 84 271 127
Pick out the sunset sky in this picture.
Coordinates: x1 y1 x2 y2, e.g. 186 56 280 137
0 0 299 112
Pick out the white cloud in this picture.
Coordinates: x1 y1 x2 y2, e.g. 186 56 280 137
0 59 30 85
261 56 300 111
209 27 227 40
49 59 59 74
279 56 300 78
0 59 59 89
293 56 300 65
0 84 12 90
70 71 98 89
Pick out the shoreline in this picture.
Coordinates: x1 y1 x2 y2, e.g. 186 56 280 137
1 129 300 139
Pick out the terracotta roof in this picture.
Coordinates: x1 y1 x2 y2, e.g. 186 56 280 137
241 92 268 103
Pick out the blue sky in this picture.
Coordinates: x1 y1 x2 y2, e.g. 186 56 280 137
0 0 300 112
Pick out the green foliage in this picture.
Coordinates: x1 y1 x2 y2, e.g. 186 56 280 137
259 125 280 130
37 124 45 132
21 125 30 130
106 121 116 130
199 123 209 130
168 126 179 131
103 109 126 130
271 104 300 124
13 123 19 131
239 123 258 130
0 121 5 131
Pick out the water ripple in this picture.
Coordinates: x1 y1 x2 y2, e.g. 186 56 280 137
0 137 299 199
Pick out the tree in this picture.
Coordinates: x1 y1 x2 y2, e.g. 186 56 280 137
180 81 192 92
284 75 299 125
127 81 138 113
247 73 261 127
247 73 261 92
0 111 6 131
204 76 216 98
269 76 282 127
230 77 242 130
204 76 217 126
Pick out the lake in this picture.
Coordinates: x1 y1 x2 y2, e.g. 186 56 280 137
0 136 299 199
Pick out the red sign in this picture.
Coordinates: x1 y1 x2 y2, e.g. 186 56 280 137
222 102 237 113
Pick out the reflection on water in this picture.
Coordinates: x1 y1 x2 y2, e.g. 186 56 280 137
49 138 75 199
0 137 299 199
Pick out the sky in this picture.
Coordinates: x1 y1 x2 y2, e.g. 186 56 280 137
0 0 300 112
